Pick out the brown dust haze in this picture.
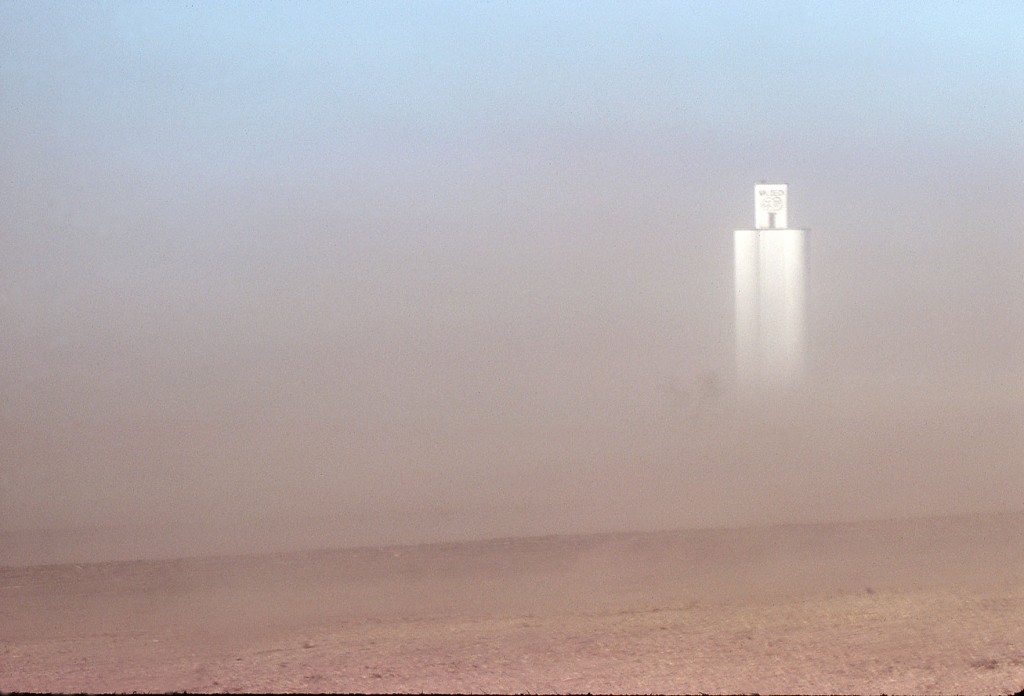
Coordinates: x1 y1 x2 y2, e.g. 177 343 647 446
1 3 1022 567
2 143 1022 566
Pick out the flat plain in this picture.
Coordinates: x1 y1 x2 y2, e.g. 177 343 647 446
2 511 1023 694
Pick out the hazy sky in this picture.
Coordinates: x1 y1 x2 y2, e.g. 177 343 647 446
1 1 1022 553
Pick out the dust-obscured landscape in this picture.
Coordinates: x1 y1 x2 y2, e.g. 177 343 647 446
2 3 1024 694
2 511 1023 694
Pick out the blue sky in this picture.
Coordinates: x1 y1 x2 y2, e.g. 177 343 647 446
1 1 1022 542
4 1 1021 178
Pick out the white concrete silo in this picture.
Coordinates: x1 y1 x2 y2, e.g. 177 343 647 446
734 184 807 390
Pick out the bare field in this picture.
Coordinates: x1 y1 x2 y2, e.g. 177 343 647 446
2 512 1023 694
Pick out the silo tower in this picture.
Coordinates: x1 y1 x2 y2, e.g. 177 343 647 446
734 184 807 390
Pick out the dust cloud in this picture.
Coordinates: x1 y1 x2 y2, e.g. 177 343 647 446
3 7 1024 693
1 148 1021 566
1 3 1022 569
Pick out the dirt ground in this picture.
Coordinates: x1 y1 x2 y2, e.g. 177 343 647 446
2 512 1023 694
